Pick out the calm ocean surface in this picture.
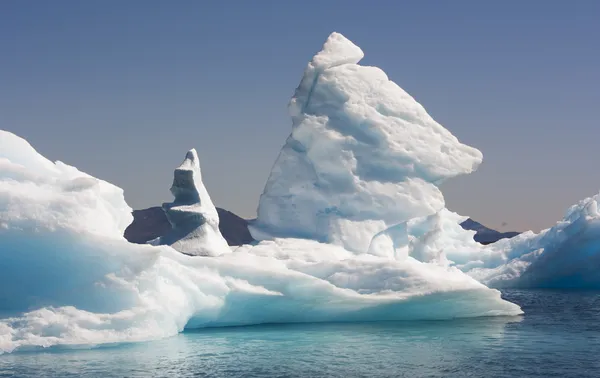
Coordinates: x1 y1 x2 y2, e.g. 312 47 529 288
1 290 599 378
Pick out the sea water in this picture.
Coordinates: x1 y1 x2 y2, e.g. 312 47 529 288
1 290 599 378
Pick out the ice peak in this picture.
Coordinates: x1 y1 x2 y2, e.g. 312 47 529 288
311 32 364 70
159 149 229 256
178 148 200 172
170 148 203 205
185 148 198 162
289 33 365 121
254 32 483 254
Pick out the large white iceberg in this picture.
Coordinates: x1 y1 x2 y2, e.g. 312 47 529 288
249 32 600 288
251 32 482 254
0 32 524 354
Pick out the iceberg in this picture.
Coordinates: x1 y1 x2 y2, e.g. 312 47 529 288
386 195 600 290
249 32 600 289
0 134 520 353
464 192 600 288
251 32 482 254
152 149 230 256
0 32 524 354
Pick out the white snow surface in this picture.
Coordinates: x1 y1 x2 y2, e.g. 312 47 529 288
154 149 230 256
251 32 482 253
0 126 521 354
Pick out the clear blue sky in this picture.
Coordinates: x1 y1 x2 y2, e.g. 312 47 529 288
1 1 598 232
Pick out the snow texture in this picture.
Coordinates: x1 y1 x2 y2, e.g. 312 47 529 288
154 149 230 256
251 32 482 253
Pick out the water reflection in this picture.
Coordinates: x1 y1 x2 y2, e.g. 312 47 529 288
3 290 600 377
1 316 522 378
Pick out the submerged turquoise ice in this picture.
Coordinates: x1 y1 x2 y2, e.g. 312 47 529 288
1 290 599 378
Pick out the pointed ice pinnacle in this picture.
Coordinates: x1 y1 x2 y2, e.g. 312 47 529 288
155 149 230 256
251 32 483 254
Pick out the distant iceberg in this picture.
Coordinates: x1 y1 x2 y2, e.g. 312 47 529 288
0 32 526 354
152 149 230 256
464 193 600 288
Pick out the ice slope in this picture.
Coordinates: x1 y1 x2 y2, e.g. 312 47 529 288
152 149 230 256
251 32 482 254
367 209 480 263
0 127 521 353
375 197 600 290
465 192 600 288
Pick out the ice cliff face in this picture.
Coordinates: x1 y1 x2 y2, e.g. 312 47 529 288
251 32 482 254
154 149 230 256
250 32 600 290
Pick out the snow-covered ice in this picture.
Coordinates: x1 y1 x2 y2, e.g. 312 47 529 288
152 149 230 256
0 32 528 354
251 32 482 254
248 32 600 289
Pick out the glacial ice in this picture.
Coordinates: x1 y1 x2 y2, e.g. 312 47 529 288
247 32 600 289
0 129 521 354
464 193 600 288
251 32 482 254
370 194 600 289
153 149 230 256
0 32 529 354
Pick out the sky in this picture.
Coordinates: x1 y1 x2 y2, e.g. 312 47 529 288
1 0 598 233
